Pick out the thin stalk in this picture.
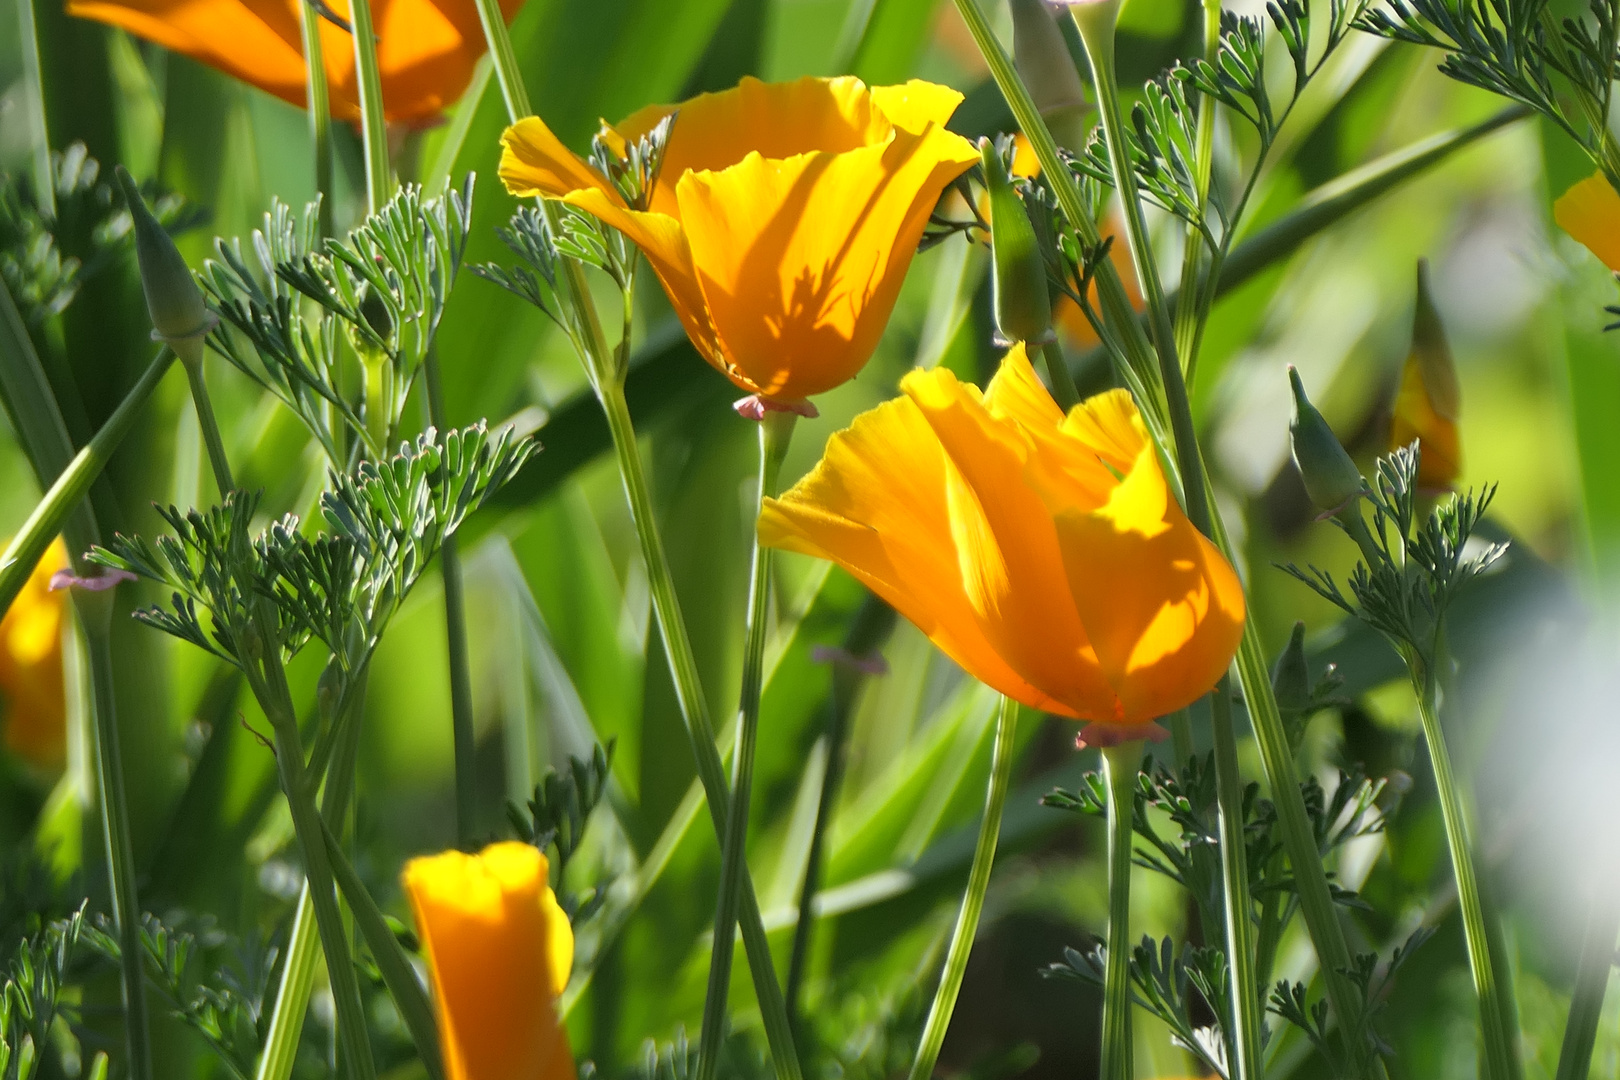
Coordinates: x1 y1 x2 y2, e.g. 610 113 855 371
1099 740 1143 1080
180 354 234 494
469 0 530 118
1040 339 1080 412
424 352 478 848
1174 0 1222 382
1554 891 1620 1080
296 0 333 238
905 696 1020 1080
698 411 795 1080
16 0 52 216
1414 661 1522 1080
597 379 803 1080
83 607 152 1080
1166 707 1194 769
346 0 391 211
0 347 175 619
1209 676 1263 1080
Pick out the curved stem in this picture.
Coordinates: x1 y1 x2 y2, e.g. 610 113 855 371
1209 676 1263 1080
83 614 152 1080
906 696 1020 1080
1414 661 1522 1080
1099 741 1142 1080
698 412 795 1080
596 378 803 1080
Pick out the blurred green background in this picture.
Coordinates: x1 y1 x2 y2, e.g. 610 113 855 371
1 0 1618 1077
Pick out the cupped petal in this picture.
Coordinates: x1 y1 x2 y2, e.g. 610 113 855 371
758 392 1073 717
982 345 1119 510
1555 172 1620 271
1054 443 1245 724
500 117 619 201
870 80 966 135
675 125 978 399
559 188 728 375
403 842 575 1080
903 367 1120 718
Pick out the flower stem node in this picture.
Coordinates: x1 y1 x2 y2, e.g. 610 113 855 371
114 166 215 364
734 394 819 421
1076 720 1170 750
1287 366 1365 517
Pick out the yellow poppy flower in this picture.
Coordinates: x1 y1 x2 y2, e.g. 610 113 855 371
499 76 980 408
1554 171 1620 271
0 539 69 770
403 842 575 1080
67 0 519 124
1391 262 1462 492
758 345 1245 744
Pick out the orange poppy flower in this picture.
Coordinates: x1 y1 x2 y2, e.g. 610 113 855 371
403 841 575 1080
0 539 69 769
1390 262 1461 492
759 344 1245 745
67 0 518 124
499 76 980 408
1554 171 1620 271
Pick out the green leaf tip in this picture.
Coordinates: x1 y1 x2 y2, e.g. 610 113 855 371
1287 365 1364 516
113 165 211 352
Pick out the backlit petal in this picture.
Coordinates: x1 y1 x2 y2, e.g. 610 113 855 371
983 345 1118 510
1390 354 1463 490
403 842 575 1080
758 393 1072 716
675 126 977 399
870 80 966 135
1555 172 1620 271
500 117 619 201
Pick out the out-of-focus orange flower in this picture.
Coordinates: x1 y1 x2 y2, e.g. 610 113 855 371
500 76 980 408
1554 172 1620 270
403 842 575 1080
1390 261 1461 492
759 344 1245 745
0 539 69 770
66 0 518 124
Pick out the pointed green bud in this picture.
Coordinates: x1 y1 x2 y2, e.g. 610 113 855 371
981 136 1055 349
1272 621 1311 752
1288 366 1364 516
114 166 211 359
1011 0 1089 150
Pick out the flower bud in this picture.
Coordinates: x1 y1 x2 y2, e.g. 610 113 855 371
114 166 211 358
1011 0 1089 150
1288 366 1364 516
1272 621 1311 752
1390 259 1462 491
981 137 1055 349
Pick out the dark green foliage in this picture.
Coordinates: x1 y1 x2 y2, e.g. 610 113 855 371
508 741 616 920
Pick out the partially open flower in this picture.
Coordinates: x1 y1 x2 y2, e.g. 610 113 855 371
67 0 520 125
0 539 69 769
499 76 980 408
759 344 1245 746
403 842 575 1080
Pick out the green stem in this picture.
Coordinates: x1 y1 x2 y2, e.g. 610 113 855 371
469 0 530 118
423 352 478 848
906 696 1020 1080
597 378 803 1080
15 0 52 217
698 411 795 1080
1099 740 1142 1080
1174 0 1221 383
346 0 391 211
1040 339 1080 412
0 347 174 619
297 0 332 239
1166 708 1194 770
179 351 235 494
1414 661 1522 1080
1554 891 1620 1080
83 610 152 1080
1209 677 1263 1080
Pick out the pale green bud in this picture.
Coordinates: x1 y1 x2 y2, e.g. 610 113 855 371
114 166 211 354
1288 366 1364 516
981 137 1055 349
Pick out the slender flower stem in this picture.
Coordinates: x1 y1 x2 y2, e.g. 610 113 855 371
0 346 174 619
469 0 530 118
598 378 803 1080
296 0 333 239
346 0 391 211
82 604 152 1080
1099 740 1142 1080
1040 339 1080 412
1414 661 1522 1080
906 696 1020 1080
1208 677 1263 1080
699 411 795 1080
1554 890 1620 1080
179 350 234 495
1174 0 1221 383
